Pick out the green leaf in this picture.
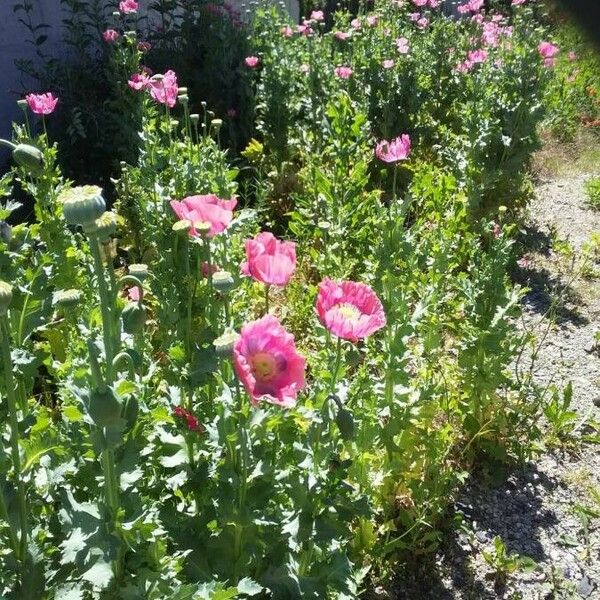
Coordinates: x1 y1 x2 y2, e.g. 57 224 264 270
237 577 262 596
81 556 113 589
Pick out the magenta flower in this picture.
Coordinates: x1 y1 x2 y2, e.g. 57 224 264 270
538 41 559 67
467 49 488 64
310 9 324 21
233 314 306 408
396 37 410 54
170 194 237 238
103 29 120 43
149 70 178 107
382 59 395 69
128 72 150 90
316 279 386 342
241 232 296 287
244 56 260 68
119 0 138 13
375 134 411 163
335 65 353 79
25 92 58 115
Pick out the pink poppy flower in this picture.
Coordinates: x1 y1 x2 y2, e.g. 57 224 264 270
455 60 473 73
412 0 428 6
148 70 178 107
296 23 313 35
350 18 361 29
173 406 204 432
281 25 294 37
245 56 260 68
103 29 120 43
127 286 141 301
138 41 152 52
310 9 324 21
409 12 420 21
119 0 138 13
517 256 531 269
366 15 378 26
428 0 440 7
538 41 559 67
233 314 306 408
417 17 429 28
241 232 296 287
396 37 410 54
334 30 350 40
25 92 58 115
382 59 395 69
128 72 150 90
201 261 219 277
375 134 411 163
316 279 386 342
511 0 526 5
170 194 237 238
335 66 353 79
468 49 488 64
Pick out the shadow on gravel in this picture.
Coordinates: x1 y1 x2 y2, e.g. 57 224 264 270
393 464 558 599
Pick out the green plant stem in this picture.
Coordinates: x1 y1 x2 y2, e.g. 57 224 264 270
0 317 28 563
264 284 270 315
88 233 116 382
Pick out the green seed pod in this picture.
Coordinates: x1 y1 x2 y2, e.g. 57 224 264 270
53 288 82 309
178 87 188 94
94 211 117 240
172 219 192 234
0 280 13 316
335 406 355 441
121 302 146 334
190 114 200 125
211 118 223 129
213 270 235 294
59 185 106 227
13 143 44 175
194 221 212 237
178 94 189 105
88 385 123 428
213 329 239 357
128 263 149 282
16 99 28 112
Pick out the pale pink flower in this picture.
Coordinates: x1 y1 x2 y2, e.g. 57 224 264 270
244 56 260 68
366 14 378 26
396 37 410 54
149 70 178 107
417 17 429 28
241 232 296 286
119 0 138 13
281 25 294 37
428 0 440 7
310 9 324 21
26 92 58 115
491 222 501 238
375 134 411 162
517 256 531 269
334 30 350 40
468 49 488 64
383 59 395 69
409 12 420 21
316 279 386 342
335 66 353 79
170 194 237 238
103 29 120 43
233 314 306 408
350 17 361 29
455 60 473 73
128 72 150 90
511 0 526 5
538 41 559 68
412 0 427 6
127 286 141 301
296 23 313 35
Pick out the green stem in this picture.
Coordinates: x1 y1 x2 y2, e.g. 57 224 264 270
264 284 270 315
88 233 116 382
0 317 28 563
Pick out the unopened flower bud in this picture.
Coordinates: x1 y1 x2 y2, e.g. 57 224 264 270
0 280 13 316
213 270 235 294
172 219 192 234
59 185 106 228
128 263 149 282
13 143 44 175
213 329 239 357
53 288 82 309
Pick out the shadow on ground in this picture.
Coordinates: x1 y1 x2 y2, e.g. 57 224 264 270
392 464 557 599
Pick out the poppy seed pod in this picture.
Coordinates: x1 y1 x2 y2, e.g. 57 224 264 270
172 219 192 234
53 288 82 309
178 87 188 94
178 94 189 105
0 280 13 316
190 114 200 126
16 99 28 111
128 263 149 282
213 270 235 294
193 221 212 237
211 118 223 129
94 211 118 240
59 185 106 227
89 385 123 428
13 143 44 175
213 329 239 357
121 302 146 334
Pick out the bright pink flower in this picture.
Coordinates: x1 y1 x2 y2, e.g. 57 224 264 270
335 66 353 79
366 14 378 26
409 12 420 21
127 286 141 301
233 314 306 408
334 30 350 40
173 406 204 432
148 70 178 107
396 37 410 54
128 72 150 90
316 279 386 342
538 41 559 59
281 25 294 37
170 194 237 238
241 232 296 287
375 134 411 163
468 49 488 64
119 0 138 13
511 0 526 5
25 92 58 115
383 59 395 69
310 9 324 21
103 29 119 43
138 41 151 52
244 55 260 68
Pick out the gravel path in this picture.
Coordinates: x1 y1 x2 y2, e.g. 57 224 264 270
392 171 600 599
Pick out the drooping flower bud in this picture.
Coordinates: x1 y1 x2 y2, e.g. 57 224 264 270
13 143 44 175
52 288 82 309
59 185 106 228
128 263 149 282
213 329 240 357
0 280 13 316
213 270 235 294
